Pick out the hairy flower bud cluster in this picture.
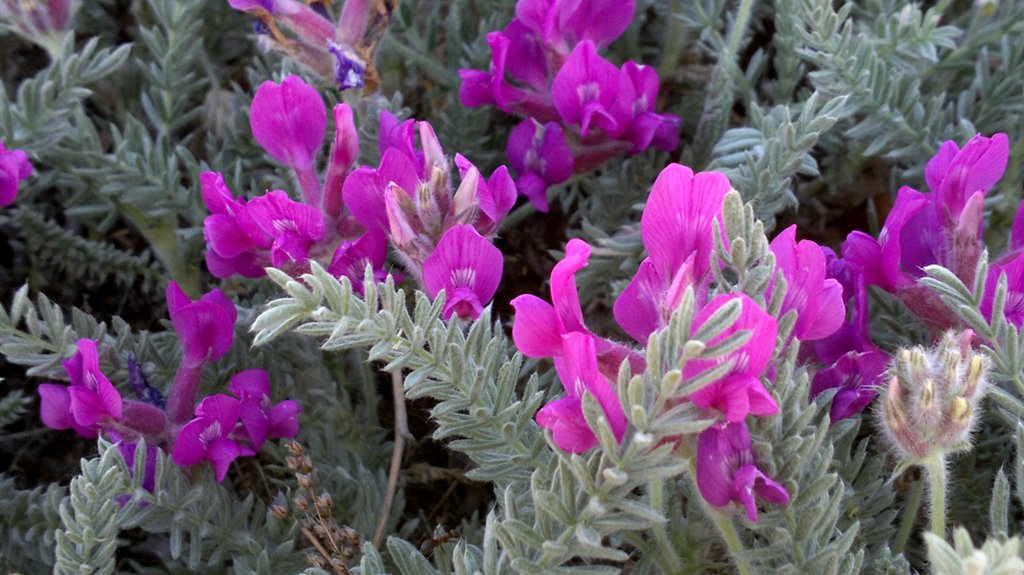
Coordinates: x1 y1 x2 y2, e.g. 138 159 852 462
880 330 989 461
0 0 78 57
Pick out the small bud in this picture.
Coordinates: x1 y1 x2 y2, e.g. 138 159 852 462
297 473 313 489
316 492 333 512
294 494 310 510
272 504 289 519
921 379 935 408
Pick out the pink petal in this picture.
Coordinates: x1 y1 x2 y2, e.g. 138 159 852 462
249 75 326 170
536 396 598 453
421 225 504 319
194 394 241 432
172 417 210 466
228 369 271 399
268 399 301 440
38 383 78 431
613 259 665 344
551 42 622 136
206 437 253 482
549 239 591 334
511 294 562 357
641 165 728 284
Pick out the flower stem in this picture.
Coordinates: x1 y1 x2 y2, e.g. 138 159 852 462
649 479 685 573
707 504 753 575
924 454 948 540
893 472 924 554
374 369 411 547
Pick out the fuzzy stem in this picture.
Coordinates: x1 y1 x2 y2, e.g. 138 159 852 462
649 478 685 574
707 504 753 575
374 369 410 547
924 454 948 540
165 364 204 425
657 0 688 78
725 0 757 58
893 473 924 554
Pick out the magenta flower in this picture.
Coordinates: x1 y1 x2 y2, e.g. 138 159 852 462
63 339 123 428
696 421 789 522
454 154 518 235
536 332 627 452
172 394 255 482
323 103 360 219
422 225 504 320
616 62 680 153
843 133 1009 329
512 239 643 377
551 41 625 138
686 295 779 423
201 172 269 278
506 120 574 212
515 0 635 51
241 190 326 267
166 282 237 370
250 75 326 172
38 383 99 438
769 225 844 342
227 369 300 450
614 164 730 343
0 140 32 207
165 282 237 425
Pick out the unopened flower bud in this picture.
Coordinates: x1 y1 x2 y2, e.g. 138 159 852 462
294 494 310 510
297 473 313 489
879 330 990 462
272 504 289 519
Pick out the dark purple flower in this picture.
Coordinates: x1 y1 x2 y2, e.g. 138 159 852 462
327 41 366 91
506 120 573 212
696 421 789 522
422 225 504 320
811 349 888 422
328 229 391 294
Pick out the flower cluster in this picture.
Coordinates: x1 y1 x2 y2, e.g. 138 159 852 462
508 163 856 521
459 0 680 211
1 140 32 208
227 0 387 92
37 283 300 483
809 133 1012 425
204 75 508 321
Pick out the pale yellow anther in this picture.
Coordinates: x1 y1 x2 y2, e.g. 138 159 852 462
921 379 935 408
951 396 970 422
966 355 984 390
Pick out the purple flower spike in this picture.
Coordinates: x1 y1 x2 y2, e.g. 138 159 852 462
769 225 845 342
422 225 504 320
166 282 237 369
696 421 789 522
507 120 573 212
0 140 32 207
537 332 627 452
686 295 779 423
63 339 123 429
249 75 326 172
172 394 254 482
228 369 301 450
328 229 391 294
551 41 624 138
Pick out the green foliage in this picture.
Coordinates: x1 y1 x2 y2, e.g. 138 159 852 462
0 474 65 573
925 527 1024 575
